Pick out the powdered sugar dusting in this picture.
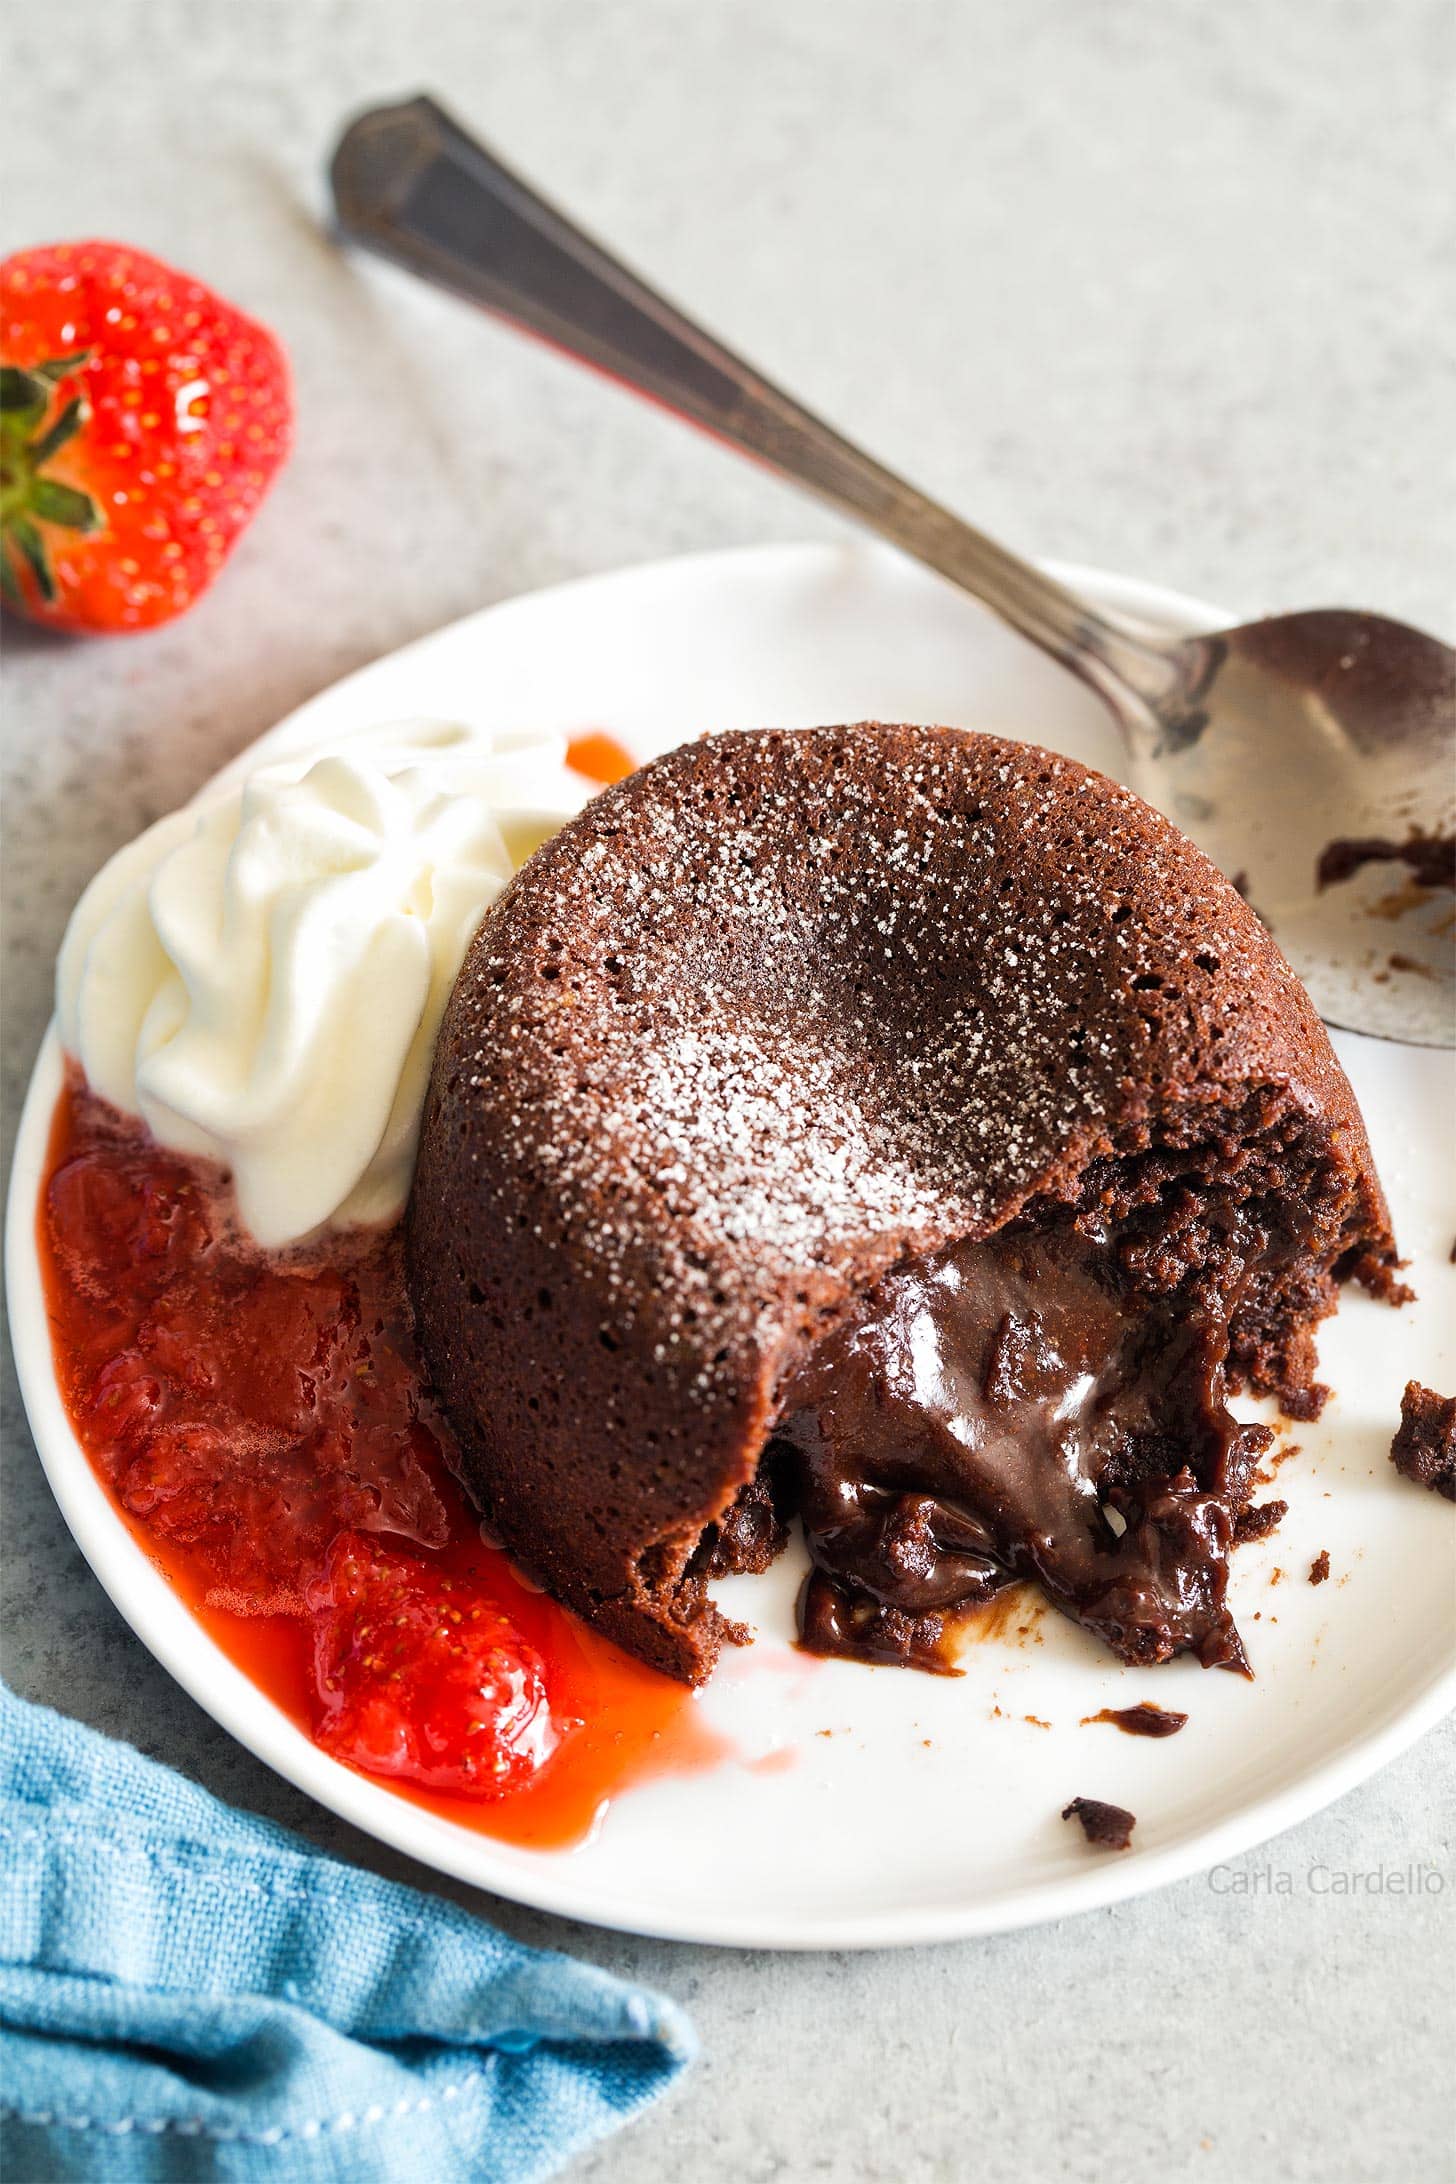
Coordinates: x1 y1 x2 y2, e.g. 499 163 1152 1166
424 725 1306 1399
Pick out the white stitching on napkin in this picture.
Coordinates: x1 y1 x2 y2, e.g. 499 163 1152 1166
17 1822 499 1937
1 2082 474 2144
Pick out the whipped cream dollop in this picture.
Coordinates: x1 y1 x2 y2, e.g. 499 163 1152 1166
57 720 593 1247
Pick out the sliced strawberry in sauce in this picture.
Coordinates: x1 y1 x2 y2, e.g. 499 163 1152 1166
46 1147 211 1304
133 1299 220 1403
308 1417 452 1553
84 1351 164 1450
306 1532 561 1797
118 1421 241 1544
138 1266 355 1431
115 1415 450 1614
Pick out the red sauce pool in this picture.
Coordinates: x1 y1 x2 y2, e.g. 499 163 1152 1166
37 1074 725 1848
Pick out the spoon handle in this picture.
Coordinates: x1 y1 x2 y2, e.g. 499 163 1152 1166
330 95 1175 715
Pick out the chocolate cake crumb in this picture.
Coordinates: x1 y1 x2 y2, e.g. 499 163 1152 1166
1309 1551 1331 1585
1063 1796 1136 1850
1234 1499 1288 1545
1083 1703 1187 1737
1316 830 1456 893
1390 1382 1456 1501
700 1448 793 1577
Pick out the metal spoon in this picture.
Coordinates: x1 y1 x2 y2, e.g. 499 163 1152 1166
330 95 1455 1047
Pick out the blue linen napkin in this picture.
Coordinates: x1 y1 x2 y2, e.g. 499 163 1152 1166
0 1685 694 2182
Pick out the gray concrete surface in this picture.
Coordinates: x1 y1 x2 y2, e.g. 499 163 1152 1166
3 4 1453 2179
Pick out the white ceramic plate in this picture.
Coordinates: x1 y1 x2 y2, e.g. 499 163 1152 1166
8 542 1454 1950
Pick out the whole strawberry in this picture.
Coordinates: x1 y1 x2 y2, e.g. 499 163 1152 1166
1 241 292 633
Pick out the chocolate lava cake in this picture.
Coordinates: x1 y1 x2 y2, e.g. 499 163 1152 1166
408 725 1398 1685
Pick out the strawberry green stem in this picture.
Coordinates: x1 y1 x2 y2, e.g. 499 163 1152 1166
1 350 101 607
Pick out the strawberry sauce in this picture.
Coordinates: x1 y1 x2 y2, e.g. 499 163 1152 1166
566 730 637 786
38 1072 725 1848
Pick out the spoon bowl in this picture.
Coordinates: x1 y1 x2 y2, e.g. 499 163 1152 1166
1126 610 1454 1044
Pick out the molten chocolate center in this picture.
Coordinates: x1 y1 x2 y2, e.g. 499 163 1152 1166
773 1225 1267 1674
